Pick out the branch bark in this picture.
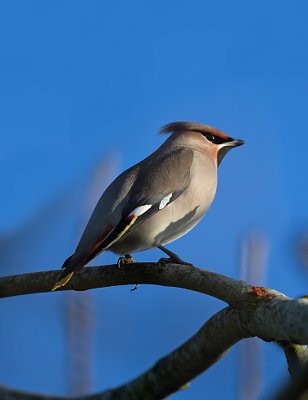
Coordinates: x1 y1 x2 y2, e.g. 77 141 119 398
278 341 308 377
1 262 308 344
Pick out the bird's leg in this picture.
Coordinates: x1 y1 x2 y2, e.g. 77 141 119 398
157 245 192 267
157 245 184 263
117 254 136 268
117 254 138 291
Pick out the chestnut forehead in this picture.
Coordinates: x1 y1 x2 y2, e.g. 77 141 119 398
204 126 230 139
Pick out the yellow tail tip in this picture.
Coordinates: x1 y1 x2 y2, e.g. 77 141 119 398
51 271 75 291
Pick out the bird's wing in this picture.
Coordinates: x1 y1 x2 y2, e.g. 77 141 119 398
89 147 194 255
93 187 187 254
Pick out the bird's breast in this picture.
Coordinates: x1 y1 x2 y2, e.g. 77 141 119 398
155 154 217 245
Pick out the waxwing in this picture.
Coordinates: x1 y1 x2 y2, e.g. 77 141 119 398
52 121 244 291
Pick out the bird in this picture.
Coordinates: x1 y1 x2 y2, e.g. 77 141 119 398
52 121 244 291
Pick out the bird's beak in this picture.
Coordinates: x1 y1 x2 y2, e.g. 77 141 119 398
229 138 245 147
217 138 245 165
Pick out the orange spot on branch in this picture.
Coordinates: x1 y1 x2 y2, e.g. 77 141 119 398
250 286 273 301
251 286 268 297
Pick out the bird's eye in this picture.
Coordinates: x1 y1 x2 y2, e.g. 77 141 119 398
204 133 229 144
204 133 218 143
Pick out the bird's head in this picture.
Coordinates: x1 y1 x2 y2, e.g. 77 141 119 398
160 121 245 166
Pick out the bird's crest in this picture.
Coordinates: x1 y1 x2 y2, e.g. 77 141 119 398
160 121 230 140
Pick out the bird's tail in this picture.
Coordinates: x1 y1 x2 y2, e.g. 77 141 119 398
51 255 77 291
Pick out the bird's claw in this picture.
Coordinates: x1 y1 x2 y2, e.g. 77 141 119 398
117 254 136 268
177 259 193 266
157 257 173 271
157 257 192 271
157 245 192 266
116 255 138 292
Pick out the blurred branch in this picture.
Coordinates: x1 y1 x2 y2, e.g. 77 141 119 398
296 231 308 270
1 262 308 344
0 307 250 400
66 292 94 396
238 232 268 400
278 341 308 377
0 386 62 400
273 361 308 400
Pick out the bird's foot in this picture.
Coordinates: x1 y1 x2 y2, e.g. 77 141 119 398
117 254 136 268
157 257 192 271
177 259 193 266
157 257 172 271
117 255 138 292
157 245 192 267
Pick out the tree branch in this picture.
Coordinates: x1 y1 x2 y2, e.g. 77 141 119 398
1 262 308 344
273 361 308 400
0 307 250 400
0 386 62 400
278 341 308 377
2 262 308 399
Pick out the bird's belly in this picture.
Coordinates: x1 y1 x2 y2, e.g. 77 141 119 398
151 184 215 246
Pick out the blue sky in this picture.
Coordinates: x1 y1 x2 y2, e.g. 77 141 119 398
1 1 308 399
